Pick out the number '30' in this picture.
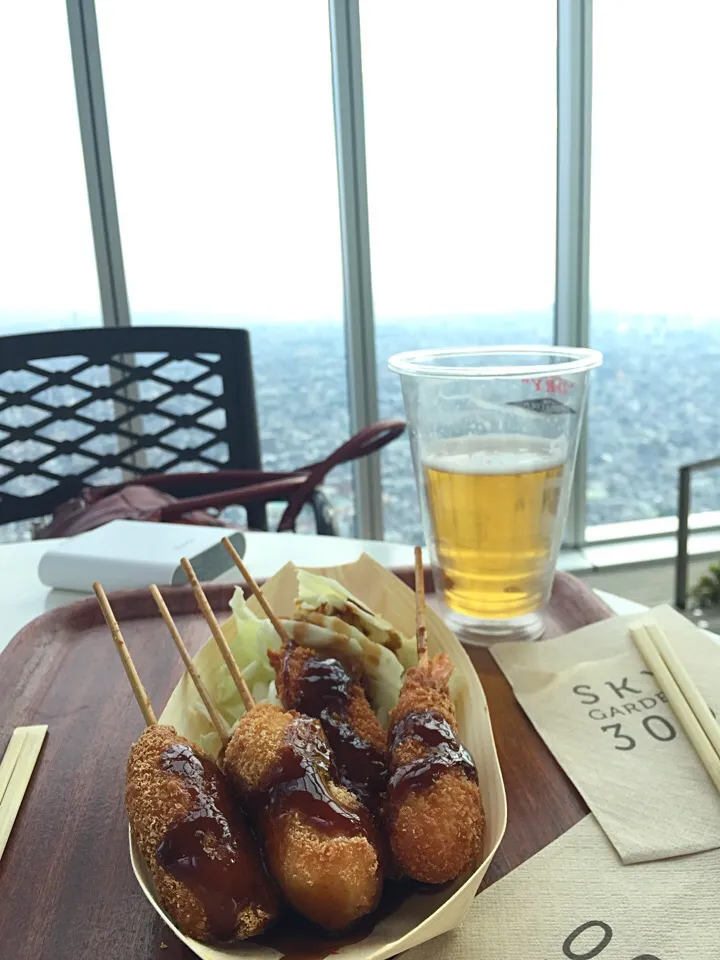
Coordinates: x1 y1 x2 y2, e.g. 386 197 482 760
601 715 676 751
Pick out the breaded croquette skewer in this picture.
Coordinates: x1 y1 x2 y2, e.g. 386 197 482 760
268 642 387 814
225 703 383 930
126 725 279 942
188 557 384 930
94 583 278 943
221 536 291 645
384 550 485 884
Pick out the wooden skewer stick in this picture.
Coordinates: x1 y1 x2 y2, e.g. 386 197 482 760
150 585 230 747
222 537 290 645
181 558 255 713
93 582 157 726
414 546 429 668
631 623 720 794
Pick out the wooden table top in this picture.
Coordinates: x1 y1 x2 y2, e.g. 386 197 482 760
0 572 611 960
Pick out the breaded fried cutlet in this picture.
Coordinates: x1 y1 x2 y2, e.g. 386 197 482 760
386 655 485 884
269 644 387 753
268 644 388 813
224 703 383 930
126 724 278 943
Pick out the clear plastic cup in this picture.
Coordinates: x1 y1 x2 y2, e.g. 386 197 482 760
388 345 603 644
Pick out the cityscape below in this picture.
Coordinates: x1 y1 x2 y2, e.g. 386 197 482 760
1 313 719 545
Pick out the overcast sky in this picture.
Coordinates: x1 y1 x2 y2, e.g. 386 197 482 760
1 1 718 324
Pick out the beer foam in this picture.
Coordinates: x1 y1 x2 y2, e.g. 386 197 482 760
423 435 566 475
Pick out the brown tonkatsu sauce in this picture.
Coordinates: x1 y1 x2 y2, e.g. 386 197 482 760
282 649 387 813
290 653 352 715
156 743 261 942
258 716 375 839
387 710 478 809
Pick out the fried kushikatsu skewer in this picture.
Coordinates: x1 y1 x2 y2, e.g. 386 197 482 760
94 582 278 944
95 582 157 726
222 538 388 813
268 643 388 814
184 556 384 931
180 558 257 713
384 549 485 884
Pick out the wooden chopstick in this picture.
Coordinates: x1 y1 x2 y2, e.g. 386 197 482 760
630 623 720 794
0 725 47 861
0 728 27 810
644 622 720 759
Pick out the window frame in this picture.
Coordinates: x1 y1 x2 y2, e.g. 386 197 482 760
66 0 661 548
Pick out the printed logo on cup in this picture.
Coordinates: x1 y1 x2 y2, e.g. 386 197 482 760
508 376 578 414
507 397 576 415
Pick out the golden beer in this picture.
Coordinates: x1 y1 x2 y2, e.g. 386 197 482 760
423 436 564 619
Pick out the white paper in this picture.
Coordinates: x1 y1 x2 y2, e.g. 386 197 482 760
491 605 720 863
404 814 719 960
38 519 244 590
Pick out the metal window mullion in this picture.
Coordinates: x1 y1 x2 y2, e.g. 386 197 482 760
328 0 383 541
555 0 593 548
66 0 130 330
66 0 146 473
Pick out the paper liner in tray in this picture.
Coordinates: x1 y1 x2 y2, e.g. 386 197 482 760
129 553 507 960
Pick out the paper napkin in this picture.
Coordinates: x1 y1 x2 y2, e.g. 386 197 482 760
492 605 720 863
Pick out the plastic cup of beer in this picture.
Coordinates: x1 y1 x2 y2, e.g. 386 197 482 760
388 345 603 644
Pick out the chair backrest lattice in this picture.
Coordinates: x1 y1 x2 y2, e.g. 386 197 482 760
0 326 264 534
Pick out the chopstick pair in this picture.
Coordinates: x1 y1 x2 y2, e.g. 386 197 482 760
0 724 47 861
630 621 720 793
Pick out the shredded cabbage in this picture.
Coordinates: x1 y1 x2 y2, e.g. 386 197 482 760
227 585 405 725
193 569 459 754
296 569 418 670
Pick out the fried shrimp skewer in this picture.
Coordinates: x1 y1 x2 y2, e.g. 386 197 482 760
184 558 384 932
94 583 278 944
384 550 485 884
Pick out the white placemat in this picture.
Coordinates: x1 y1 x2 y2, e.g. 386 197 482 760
404 813 718 959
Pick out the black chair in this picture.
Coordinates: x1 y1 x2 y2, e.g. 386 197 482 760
0 326 336 537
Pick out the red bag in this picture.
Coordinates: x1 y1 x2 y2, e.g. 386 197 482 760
34 420 405 539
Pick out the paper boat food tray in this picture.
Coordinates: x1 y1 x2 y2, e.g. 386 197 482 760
129 554 508 960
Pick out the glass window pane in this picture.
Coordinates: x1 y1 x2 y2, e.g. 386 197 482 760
96 1 353 533
0 3 101 334
0 3 101 542
361 1 557 542
588 1 720 528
